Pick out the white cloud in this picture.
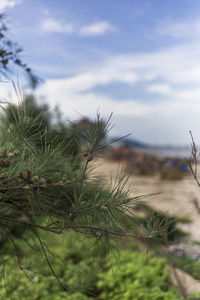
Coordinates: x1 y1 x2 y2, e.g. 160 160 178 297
41 18 116 37
0 81 23 105
79 21 116 36
107 42 200 85
147 84 171 95
41 17 74 34
36 39 200 144
37 78 200 144
159 18 200 39
46 70 138 94
0 0 22 12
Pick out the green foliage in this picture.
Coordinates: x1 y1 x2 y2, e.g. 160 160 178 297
0 230 186 300
0 102 77 222
173 255 200 281
135 204 187 243
2 96 80 157
0 98 151 293
97 250 183 300
141 211 187 243
160 169 184 180
0 99 107 223
0 231 99 299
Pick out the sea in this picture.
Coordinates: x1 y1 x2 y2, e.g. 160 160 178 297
135 147 192 159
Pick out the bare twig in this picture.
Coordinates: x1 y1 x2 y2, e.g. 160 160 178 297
193 198 200 215
163 235 187 299
187 132 200 216
186 131 200 187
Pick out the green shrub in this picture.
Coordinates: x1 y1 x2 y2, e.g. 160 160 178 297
135 204 187 244
0 231 99 299
97 250 183 300
0 230 188 300
160 169 184 180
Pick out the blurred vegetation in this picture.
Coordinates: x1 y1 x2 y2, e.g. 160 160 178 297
108 145 189 180
173 256 200 282
134 203 188 244
97 250 183 300
0 230 192 300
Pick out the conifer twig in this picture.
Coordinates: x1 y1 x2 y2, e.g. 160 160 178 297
0 216 63 234
34 230 68 291
66 224 152 240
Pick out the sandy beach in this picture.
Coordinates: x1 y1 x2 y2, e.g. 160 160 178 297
93 158 200 241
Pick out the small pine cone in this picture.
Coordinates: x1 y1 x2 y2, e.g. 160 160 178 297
100 205 108 211
23 185 30 190
21 171 29 179
27 170 32 177
13 150 20 156
21 170 32 180
39 178 46 184
0 160 12 167
46 178 53 184
30 176 39 183
7 152 15 158
62 175 68 182
0 172 7 178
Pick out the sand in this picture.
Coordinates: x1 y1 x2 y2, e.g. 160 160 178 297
93 158 200 241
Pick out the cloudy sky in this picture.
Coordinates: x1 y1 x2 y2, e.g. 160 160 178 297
1 0 200 145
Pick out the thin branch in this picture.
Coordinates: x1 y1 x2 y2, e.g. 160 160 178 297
1 224 22 269
192 198 200 215
163 235 187 299
186 131 200 187
0 181 72 192
34 230 67 291
76 156 90 204
0 215 63 234
67 224 152 240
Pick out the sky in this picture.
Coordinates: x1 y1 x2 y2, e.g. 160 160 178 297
1 0 200 145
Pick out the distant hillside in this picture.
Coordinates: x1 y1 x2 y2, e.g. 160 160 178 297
112 137 189 150
120 137 148 148
111 137 191 158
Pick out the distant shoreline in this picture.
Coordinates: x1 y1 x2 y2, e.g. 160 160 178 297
134 146 191 158
111 137 191 158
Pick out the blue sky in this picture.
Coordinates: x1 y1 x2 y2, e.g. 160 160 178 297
1 0 200 145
